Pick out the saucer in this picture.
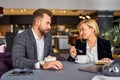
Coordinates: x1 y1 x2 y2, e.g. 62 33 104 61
75 60 89 64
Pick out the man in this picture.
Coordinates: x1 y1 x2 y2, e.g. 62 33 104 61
12 9 63 70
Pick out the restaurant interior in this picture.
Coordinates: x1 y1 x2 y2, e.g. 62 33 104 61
0 0 120 64
0 9 120 59
0 0 120 79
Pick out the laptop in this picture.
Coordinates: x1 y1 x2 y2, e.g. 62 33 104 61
78 65 103 74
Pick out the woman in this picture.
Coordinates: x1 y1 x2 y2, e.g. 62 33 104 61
68 19 113 62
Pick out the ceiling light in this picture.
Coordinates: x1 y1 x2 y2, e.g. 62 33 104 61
78 14 83 19
82 17 86 19
63 10 66 13
20 10 24 12
23 9 26 12
10 9 14 12
79 13 91 19
52 10 55 13
60 10 62 13
86 14 91 19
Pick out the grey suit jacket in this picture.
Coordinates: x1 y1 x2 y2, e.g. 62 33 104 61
12 28 54 69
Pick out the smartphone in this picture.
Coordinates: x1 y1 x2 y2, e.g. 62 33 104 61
10 68 33 76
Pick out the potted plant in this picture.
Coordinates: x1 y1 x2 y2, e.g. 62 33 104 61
104 24 120 47
99 19 120 59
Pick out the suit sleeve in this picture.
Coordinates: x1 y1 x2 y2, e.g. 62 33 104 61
12 34 37 69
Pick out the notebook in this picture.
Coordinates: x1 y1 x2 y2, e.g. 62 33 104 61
78 65 103 74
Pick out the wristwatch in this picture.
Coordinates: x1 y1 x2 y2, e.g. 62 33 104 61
39 61 45 69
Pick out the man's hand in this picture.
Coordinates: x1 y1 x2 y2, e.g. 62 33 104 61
41 60 63 70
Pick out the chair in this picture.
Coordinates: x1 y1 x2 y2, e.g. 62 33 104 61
5 32 15 53
0 32 15 77
0 52 13 77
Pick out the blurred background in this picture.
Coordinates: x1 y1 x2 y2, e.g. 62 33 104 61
0 0 120 59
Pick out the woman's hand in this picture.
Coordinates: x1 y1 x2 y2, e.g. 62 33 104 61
70 46 77 58
101 58 111 62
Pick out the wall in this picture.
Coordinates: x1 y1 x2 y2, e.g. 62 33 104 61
0 25 11 36
0 0 120 10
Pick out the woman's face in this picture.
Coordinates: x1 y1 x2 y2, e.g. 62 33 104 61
79 23 94 39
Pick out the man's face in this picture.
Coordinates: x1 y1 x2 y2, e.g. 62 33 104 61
38 13 51 35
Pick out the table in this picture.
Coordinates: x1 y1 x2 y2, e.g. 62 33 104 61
1 61 97 80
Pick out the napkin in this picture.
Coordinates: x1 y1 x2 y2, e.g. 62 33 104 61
92 75 120 80
0 44 5 53
44 56 56 62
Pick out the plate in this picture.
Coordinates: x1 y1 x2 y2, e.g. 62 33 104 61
95 60 110 65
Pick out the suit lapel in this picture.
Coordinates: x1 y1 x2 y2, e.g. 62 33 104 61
28 28 37 59
44 35 48 57
81 41 87 55
97 37 102 60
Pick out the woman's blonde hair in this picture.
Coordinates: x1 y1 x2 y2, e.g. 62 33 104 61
77 19 99 36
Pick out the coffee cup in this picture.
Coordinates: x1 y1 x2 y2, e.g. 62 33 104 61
44 56 56 62
75 55 89 64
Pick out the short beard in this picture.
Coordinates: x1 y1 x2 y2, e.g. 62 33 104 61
38 28 45 36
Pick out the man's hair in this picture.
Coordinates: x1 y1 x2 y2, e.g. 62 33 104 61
33 8 53 19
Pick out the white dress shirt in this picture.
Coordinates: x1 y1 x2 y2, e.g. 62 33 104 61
32 28 45 69
86 41 98 63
